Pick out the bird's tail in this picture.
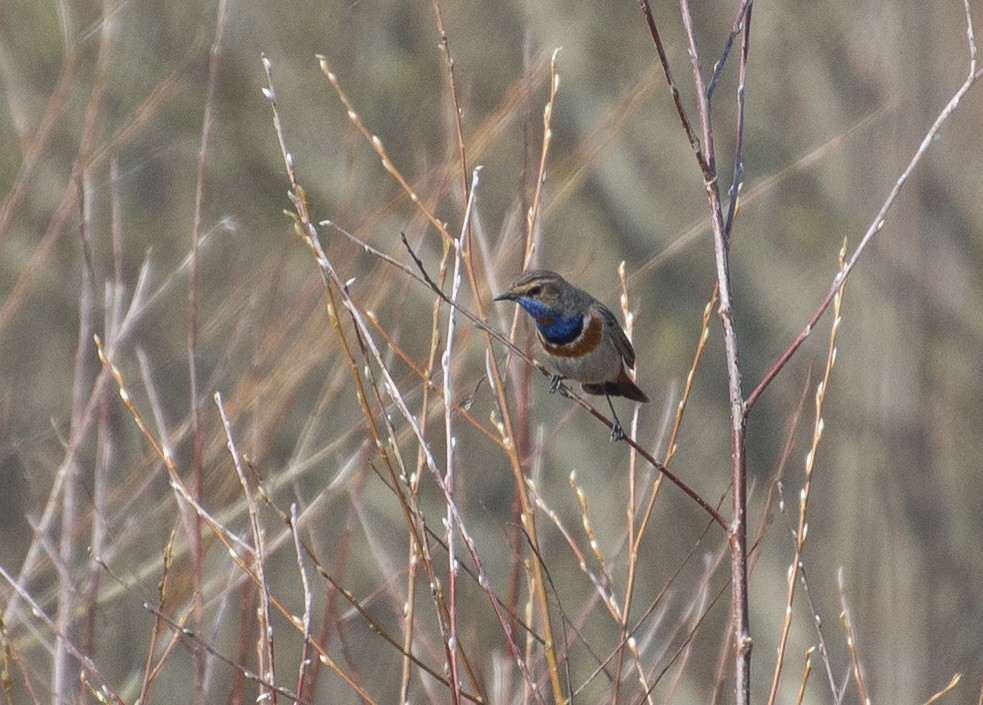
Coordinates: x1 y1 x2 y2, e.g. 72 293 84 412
582 370 649 403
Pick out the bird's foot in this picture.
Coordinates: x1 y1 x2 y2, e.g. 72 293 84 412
548 375 566 394
604 393 628 441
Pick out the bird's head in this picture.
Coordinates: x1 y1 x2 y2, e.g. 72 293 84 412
494 270 574 321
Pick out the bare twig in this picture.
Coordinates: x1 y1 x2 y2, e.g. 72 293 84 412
706 1 753 103
137 533 180 705
289 504 314 702
141 601 310 705
216 392 277 705
723 2 752 238
637 0 708 173
187 2 229 699
524 48 561 267
431 0 470 197
837 569 869 705
425 18 471 696
921 674 963 705
634 287 719 549
95 334 379 703
794 648 814 705
746 0 979 410
766 242 846 705
441 168 476 705
0 566 126 705
317 54 453 246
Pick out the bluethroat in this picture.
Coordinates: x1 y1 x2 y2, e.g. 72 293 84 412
494 270 649 441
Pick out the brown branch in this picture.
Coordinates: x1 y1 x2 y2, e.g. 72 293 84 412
187 3 229 701
637 0 709 174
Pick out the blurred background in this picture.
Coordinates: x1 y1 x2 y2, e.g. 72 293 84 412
1 0 981 703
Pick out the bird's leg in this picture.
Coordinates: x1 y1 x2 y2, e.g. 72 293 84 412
548 375 566 394
604 393 627 442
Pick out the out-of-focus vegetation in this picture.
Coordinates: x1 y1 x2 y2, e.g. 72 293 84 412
1 0 981 703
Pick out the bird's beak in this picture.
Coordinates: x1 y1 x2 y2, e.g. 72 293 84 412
494 291 517 302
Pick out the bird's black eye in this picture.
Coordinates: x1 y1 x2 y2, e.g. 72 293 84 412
528 285 542 296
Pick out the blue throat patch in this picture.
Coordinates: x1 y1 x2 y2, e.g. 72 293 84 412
518 298 584 345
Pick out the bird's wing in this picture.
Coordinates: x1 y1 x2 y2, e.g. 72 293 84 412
595 303 637 369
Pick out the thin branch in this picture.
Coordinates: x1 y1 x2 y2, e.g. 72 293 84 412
317 54 453 246
746 0 979 410
216 392 277 705
706 0 753 103
141 601 310 705
766 242 846 705
723 2 752 238
188 4 229 701
837 569 869 705
289 504 314 700
431 0 470 197
0 566 127 705
441 168 476 705
524 48 561 267
637 0 709 173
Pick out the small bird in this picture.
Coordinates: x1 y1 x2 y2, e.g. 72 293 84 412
494 269 648 440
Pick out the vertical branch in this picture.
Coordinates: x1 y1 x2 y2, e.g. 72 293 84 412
503 52 565 700
680 1 753 701
766 243 846 705
441 169 475 705
723 2 752 237
58 0 116 692
637 0 708 172
216 393 277 705
524 48 560 268
400 266 448 703
290 504 314 700
611 263 643 705
430 13 471 697
431 0 470 198
188 2 229 700
57 170 92 705
395 10 468 698
682 0 753 700
641 0 754 700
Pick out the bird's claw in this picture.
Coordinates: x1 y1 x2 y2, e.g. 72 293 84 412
610 422 627 442
548 375 565 394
